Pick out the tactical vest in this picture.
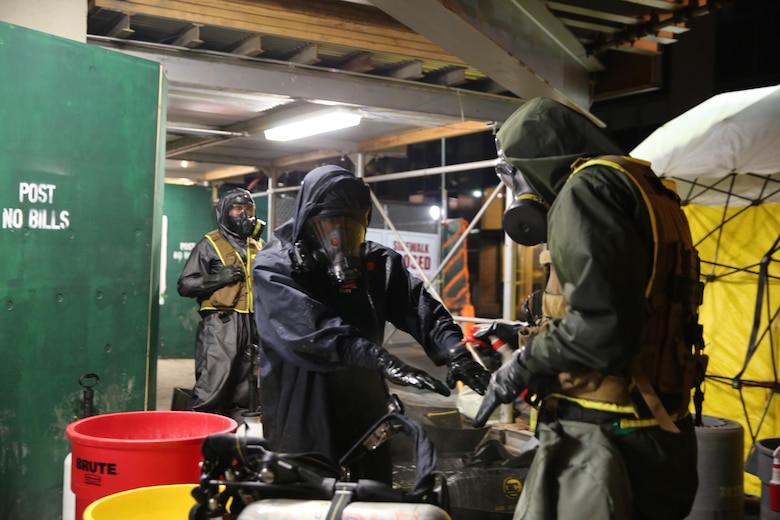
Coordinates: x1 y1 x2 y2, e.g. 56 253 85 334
199 230 262 313
542 155 707 433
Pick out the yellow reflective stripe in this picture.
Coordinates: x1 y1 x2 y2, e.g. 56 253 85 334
517 192 549 207
569 157 657 298
616 411 688 430
205 233 228 266
549 393 689 429
245 238 252 313
199 306 252 314
548 393 638 416
245 237 262 313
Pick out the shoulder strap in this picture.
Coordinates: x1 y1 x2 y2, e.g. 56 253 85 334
572 155 704 433
205 230 239 266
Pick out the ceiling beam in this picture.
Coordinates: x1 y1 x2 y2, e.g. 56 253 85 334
271 150 343 168
378 60 424 80
370 0 603 121
204 165 258 181
358 120 490 153
338 51 374 73
230 34 263 57
89 38 525 123
92 0 468 65
105 14 135 38
584 0 721 55
171 23 203 49
424 66 467 87
285 43 320 65
268 120 492 168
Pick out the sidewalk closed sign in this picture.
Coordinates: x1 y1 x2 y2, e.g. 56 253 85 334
366 229 439 281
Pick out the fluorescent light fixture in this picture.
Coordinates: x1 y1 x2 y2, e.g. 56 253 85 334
264 109 362 142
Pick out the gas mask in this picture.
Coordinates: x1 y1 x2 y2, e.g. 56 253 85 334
495 138 549 246
227 202 264 240
301 213 367 289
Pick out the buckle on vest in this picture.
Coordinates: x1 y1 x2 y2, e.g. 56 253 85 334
670 275 704 306
610 420 636 436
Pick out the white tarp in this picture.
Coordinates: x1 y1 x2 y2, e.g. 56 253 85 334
632 86 780 495
631 85 780 206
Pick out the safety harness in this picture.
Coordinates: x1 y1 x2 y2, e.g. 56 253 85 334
199 230 262 313
540 155 708 433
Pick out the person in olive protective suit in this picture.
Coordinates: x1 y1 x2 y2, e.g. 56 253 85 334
473 98 708 520
251 165 491 484
178 188 265 422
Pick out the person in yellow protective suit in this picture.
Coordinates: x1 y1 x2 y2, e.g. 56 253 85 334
177 188 265 422
474 98 707 520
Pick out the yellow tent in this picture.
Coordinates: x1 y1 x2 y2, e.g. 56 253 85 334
632 85 780 496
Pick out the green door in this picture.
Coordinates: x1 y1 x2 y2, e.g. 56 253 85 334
0 22 166 519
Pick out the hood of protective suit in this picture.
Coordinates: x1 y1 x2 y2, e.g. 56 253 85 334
279 165 372 288
216 187 256 258
290 165 371 243
496 98 624 205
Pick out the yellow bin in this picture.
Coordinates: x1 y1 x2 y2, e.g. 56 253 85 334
83 483 196 520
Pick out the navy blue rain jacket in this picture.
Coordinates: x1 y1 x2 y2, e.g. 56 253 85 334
252 165 462 480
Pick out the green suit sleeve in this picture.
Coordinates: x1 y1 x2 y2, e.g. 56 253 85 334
523 164 653 376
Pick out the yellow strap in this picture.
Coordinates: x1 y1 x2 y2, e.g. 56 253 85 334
205 232 230 266
199 306 252 314
547 393 637 415
570 156 658 299
616 411 688 431
631 358 681 433
548 393 688 431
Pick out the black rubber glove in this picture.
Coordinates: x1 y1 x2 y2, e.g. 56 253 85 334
202 265 244 292
473 349 532 428
445 344 491 396
375 349 451 397
472 321 523 351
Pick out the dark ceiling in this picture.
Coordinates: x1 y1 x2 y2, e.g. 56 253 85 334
85 0 730 185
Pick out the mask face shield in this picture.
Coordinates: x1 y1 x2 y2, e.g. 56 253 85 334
495 138 549 246
306 214 367 289
227 203 259 239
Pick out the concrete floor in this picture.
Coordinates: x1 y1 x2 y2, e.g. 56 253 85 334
155 358 196 411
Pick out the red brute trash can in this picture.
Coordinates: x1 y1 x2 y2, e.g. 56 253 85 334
66 411 237 520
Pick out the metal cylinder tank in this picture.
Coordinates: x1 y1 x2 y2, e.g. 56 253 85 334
686 415 744 520
236 499 451 520
745 437 780 520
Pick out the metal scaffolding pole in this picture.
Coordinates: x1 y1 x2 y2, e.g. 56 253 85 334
252 157 514 324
